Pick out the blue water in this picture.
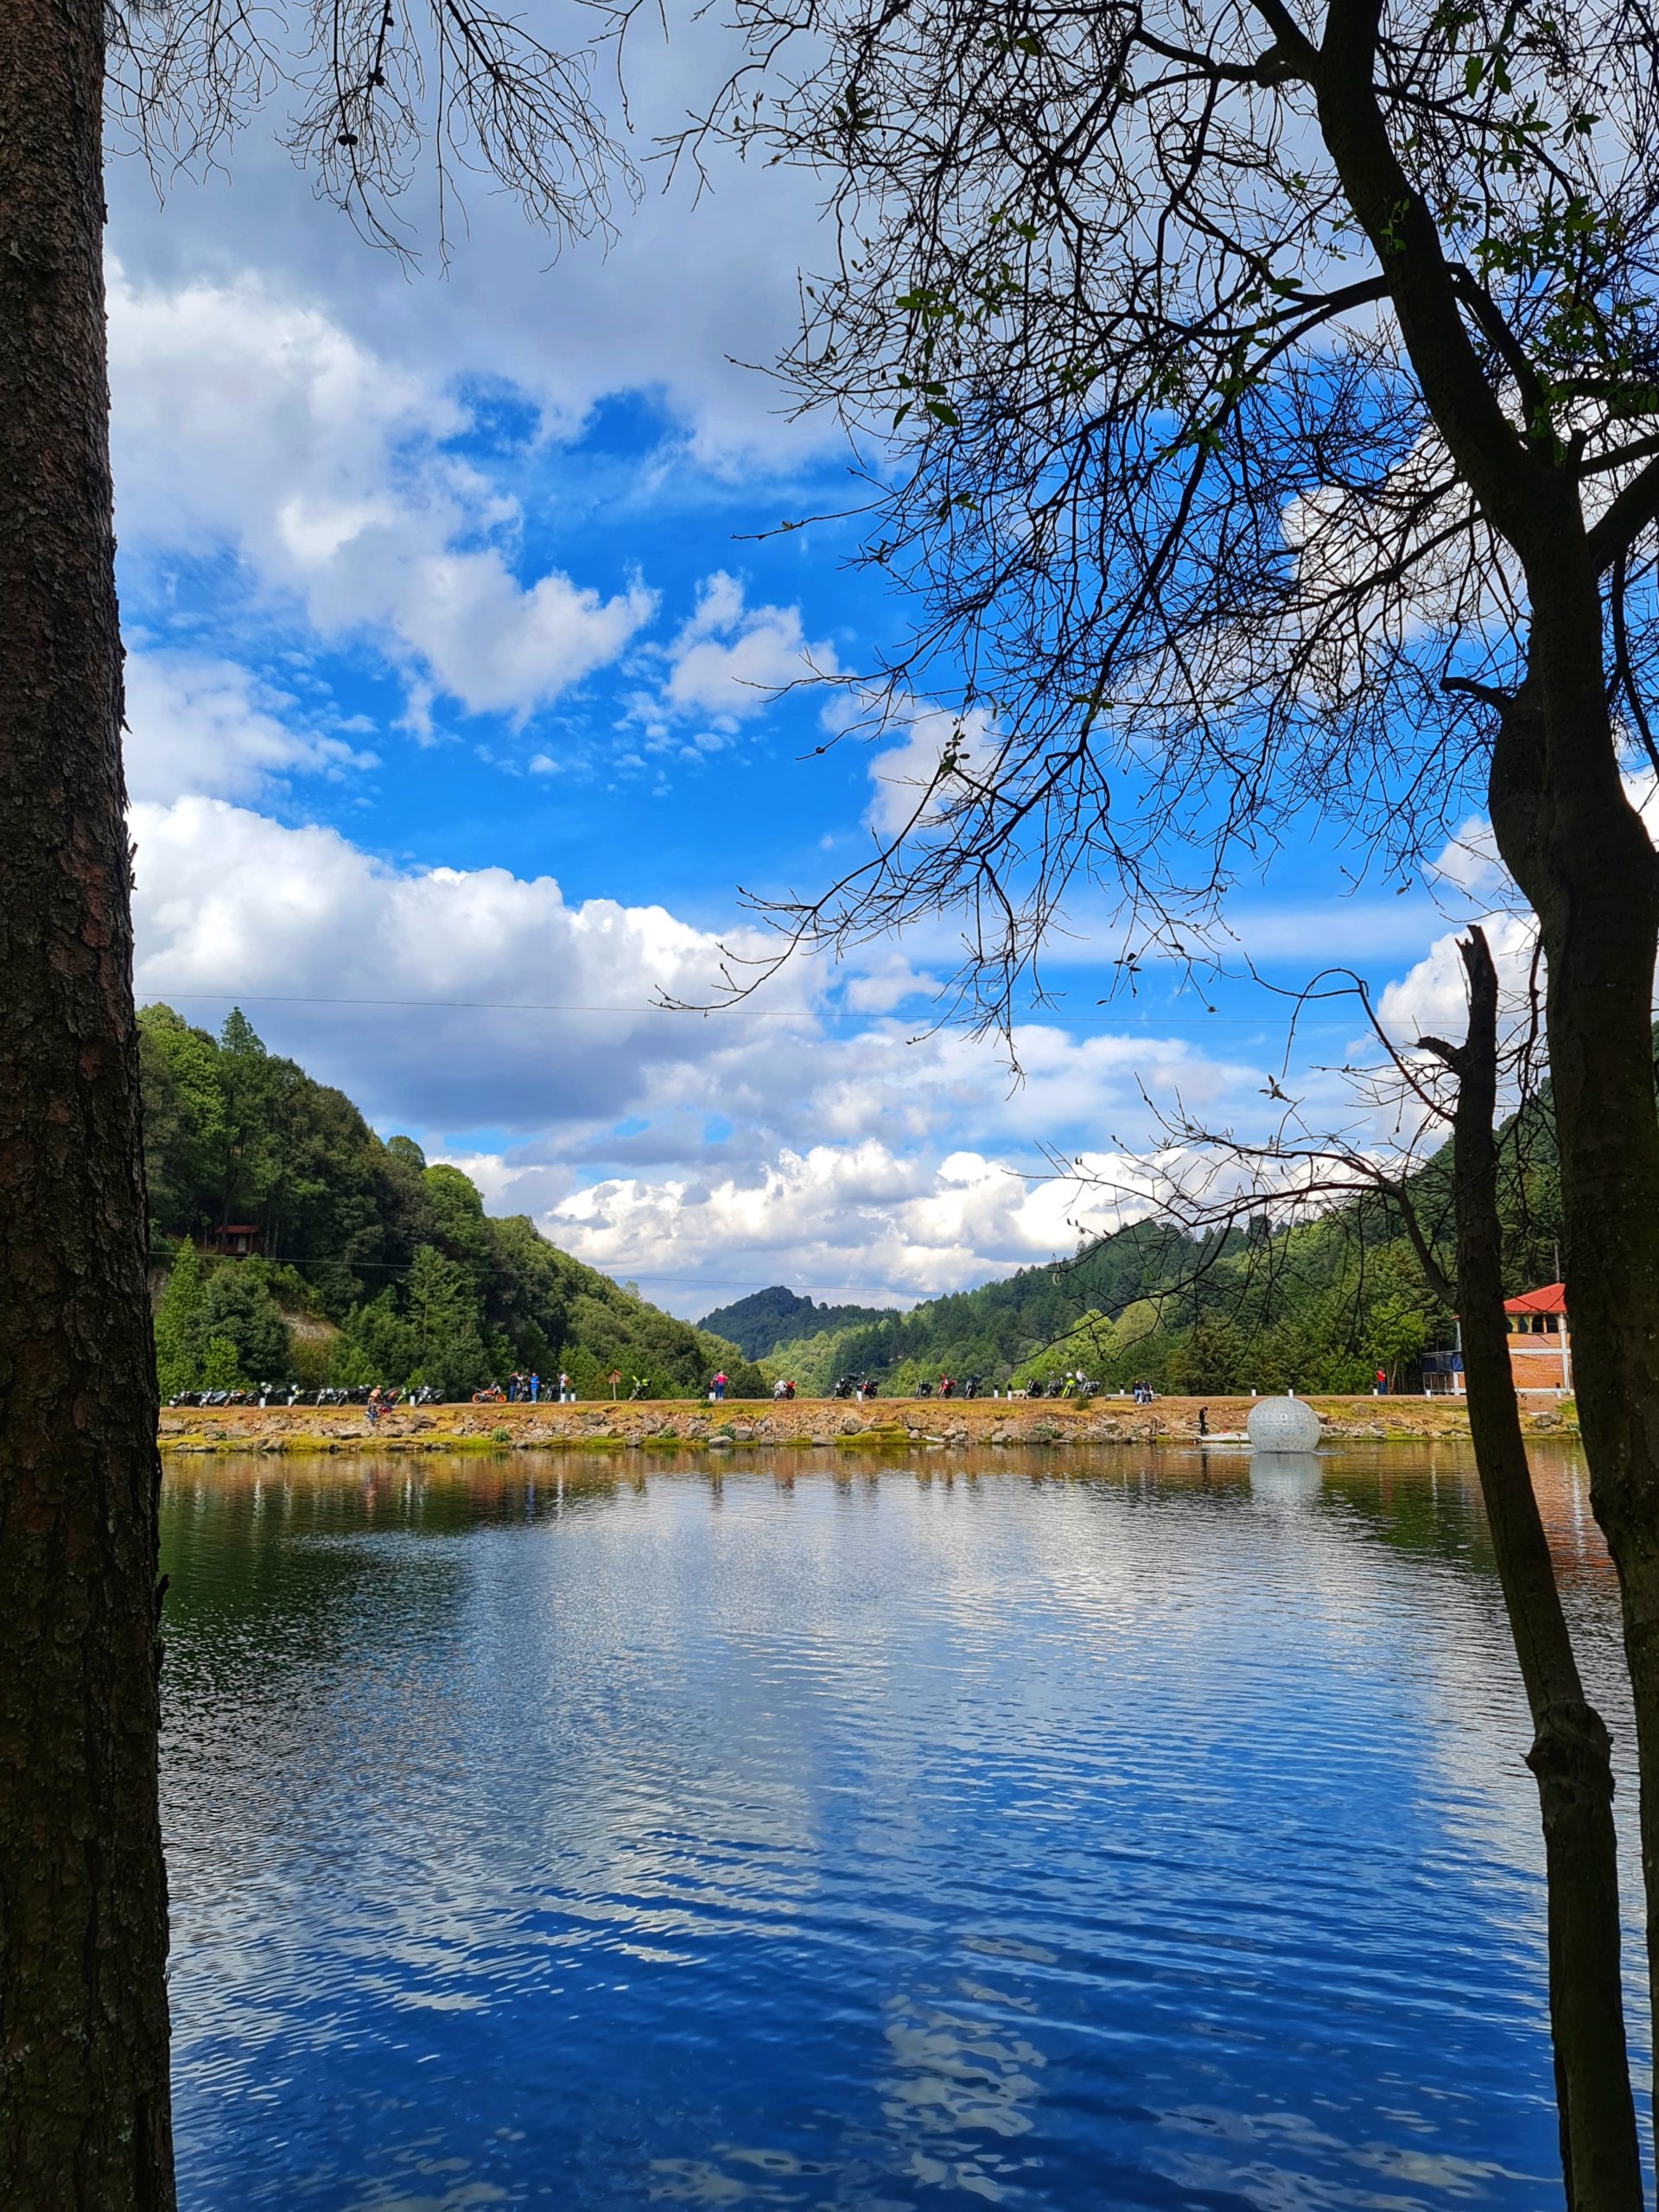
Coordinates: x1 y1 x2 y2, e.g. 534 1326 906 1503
159 1445 1643 2211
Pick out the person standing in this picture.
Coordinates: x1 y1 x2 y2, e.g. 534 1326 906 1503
711 1371 727 1402
529 1371 539 1403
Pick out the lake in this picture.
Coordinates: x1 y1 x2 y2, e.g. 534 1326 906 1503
158 1443 1645 2210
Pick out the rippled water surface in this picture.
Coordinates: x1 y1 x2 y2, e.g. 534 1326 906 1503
161 1444 1642 2211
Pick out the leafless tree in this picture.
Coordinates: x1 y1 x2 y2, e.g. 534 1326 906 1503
1044 930 1641 2203
680 9 1659 2166
110 0 628 252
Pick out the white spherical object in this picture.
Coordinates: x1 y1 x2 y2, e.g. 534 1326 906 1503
1247 1395 1322 1453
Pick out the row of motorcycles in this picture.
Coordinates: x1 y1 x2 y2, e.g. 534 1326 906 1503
166 1383 448 1408
829 1376 987 1400
168 1376 1106 1408
823 1374 1099 1402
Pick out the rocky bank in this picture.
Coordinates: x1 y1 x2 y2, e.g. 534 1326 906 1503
158 1391 1578 1456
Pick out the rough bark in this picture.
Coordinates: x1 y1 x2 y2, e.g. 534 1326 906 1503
1421 928 1642 2212
1309 21 1659 2158
1487 556 1659 2178
0 4 177 2206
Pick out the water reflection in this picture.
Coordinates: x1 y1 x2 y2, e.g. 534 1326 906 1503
1244 1452 1324 1504
161 1444 1644 2210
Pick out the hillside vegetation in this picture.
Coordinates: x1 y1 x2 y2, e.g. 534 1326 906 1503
141 1001 1577 1405
696 1284 895 1359
141 1004 762 1401
756 1108 1567 1397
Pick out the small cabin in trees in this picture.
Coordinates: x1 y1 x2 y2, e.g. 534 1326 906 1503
207 1224 261 1258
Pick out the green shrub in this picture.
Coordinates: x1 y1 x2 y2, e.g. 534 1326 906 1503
200 1336 242 1389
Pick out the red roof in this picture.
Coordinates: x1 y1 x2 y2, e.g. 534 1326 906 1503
1504 1282 1567 1316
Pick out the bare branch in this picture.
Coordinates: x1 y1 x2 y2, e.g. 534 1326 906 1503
107 0 631 258
672 0 1659 1026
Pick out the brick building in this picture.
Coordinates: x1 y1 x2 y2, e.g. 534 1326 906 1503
1504 1281 1572 1394
1421 1281 1573 1397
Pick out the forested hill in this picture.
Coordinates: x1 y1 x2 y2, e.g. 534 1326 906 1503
752 1219 1218 1394
140 1004 764 1401
696 1285 895 1359
755 1105 1567 1397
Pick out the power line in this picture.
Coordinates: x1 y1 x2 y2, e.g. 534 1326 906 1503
137 986 1348 1027
154 1243 934 1300
173 1251 931 1300
144 989 807 1016
566 1274 919 1296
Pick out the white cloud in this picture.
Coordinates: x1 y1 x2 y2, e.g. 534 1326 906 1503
1216 895 1461 967
507 1140 1146 1305
130 794 815 1127
124 652 376 804
108 261 653 718
1375 911 1541 1047
839 955 944 1014
1424 814 1511 904
866 703 995 838
129 796 1262 1306
397 552 651 719
105 22 835 479
661 571 838 722
1380 776 1659 1047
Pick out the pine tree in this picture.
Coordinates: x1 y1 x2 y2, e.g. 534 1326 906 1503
152 1239 203 1401
406 1245 491 1401
218 1007 264 1058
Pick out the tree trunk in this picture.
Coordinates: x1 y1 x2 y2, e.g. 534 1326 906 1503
1425 927 1642 2212
0 5 177 2206
1491 556 1659 2181
1287 25 1659 2183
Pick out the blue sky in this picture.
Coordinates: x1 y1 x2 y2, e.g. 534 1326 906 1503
108 71 1502 1316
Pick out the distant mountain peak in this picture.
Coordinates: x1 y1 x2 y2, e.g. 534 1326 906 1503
696 1284 893 1360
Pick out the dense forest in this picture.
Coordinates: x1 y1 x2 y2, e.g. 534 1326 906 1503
754 1102 1568 1397
141 1005 764 1400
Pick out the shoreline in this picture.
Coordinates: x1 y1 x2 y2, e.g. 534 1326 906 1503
157 1391 1577 1456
